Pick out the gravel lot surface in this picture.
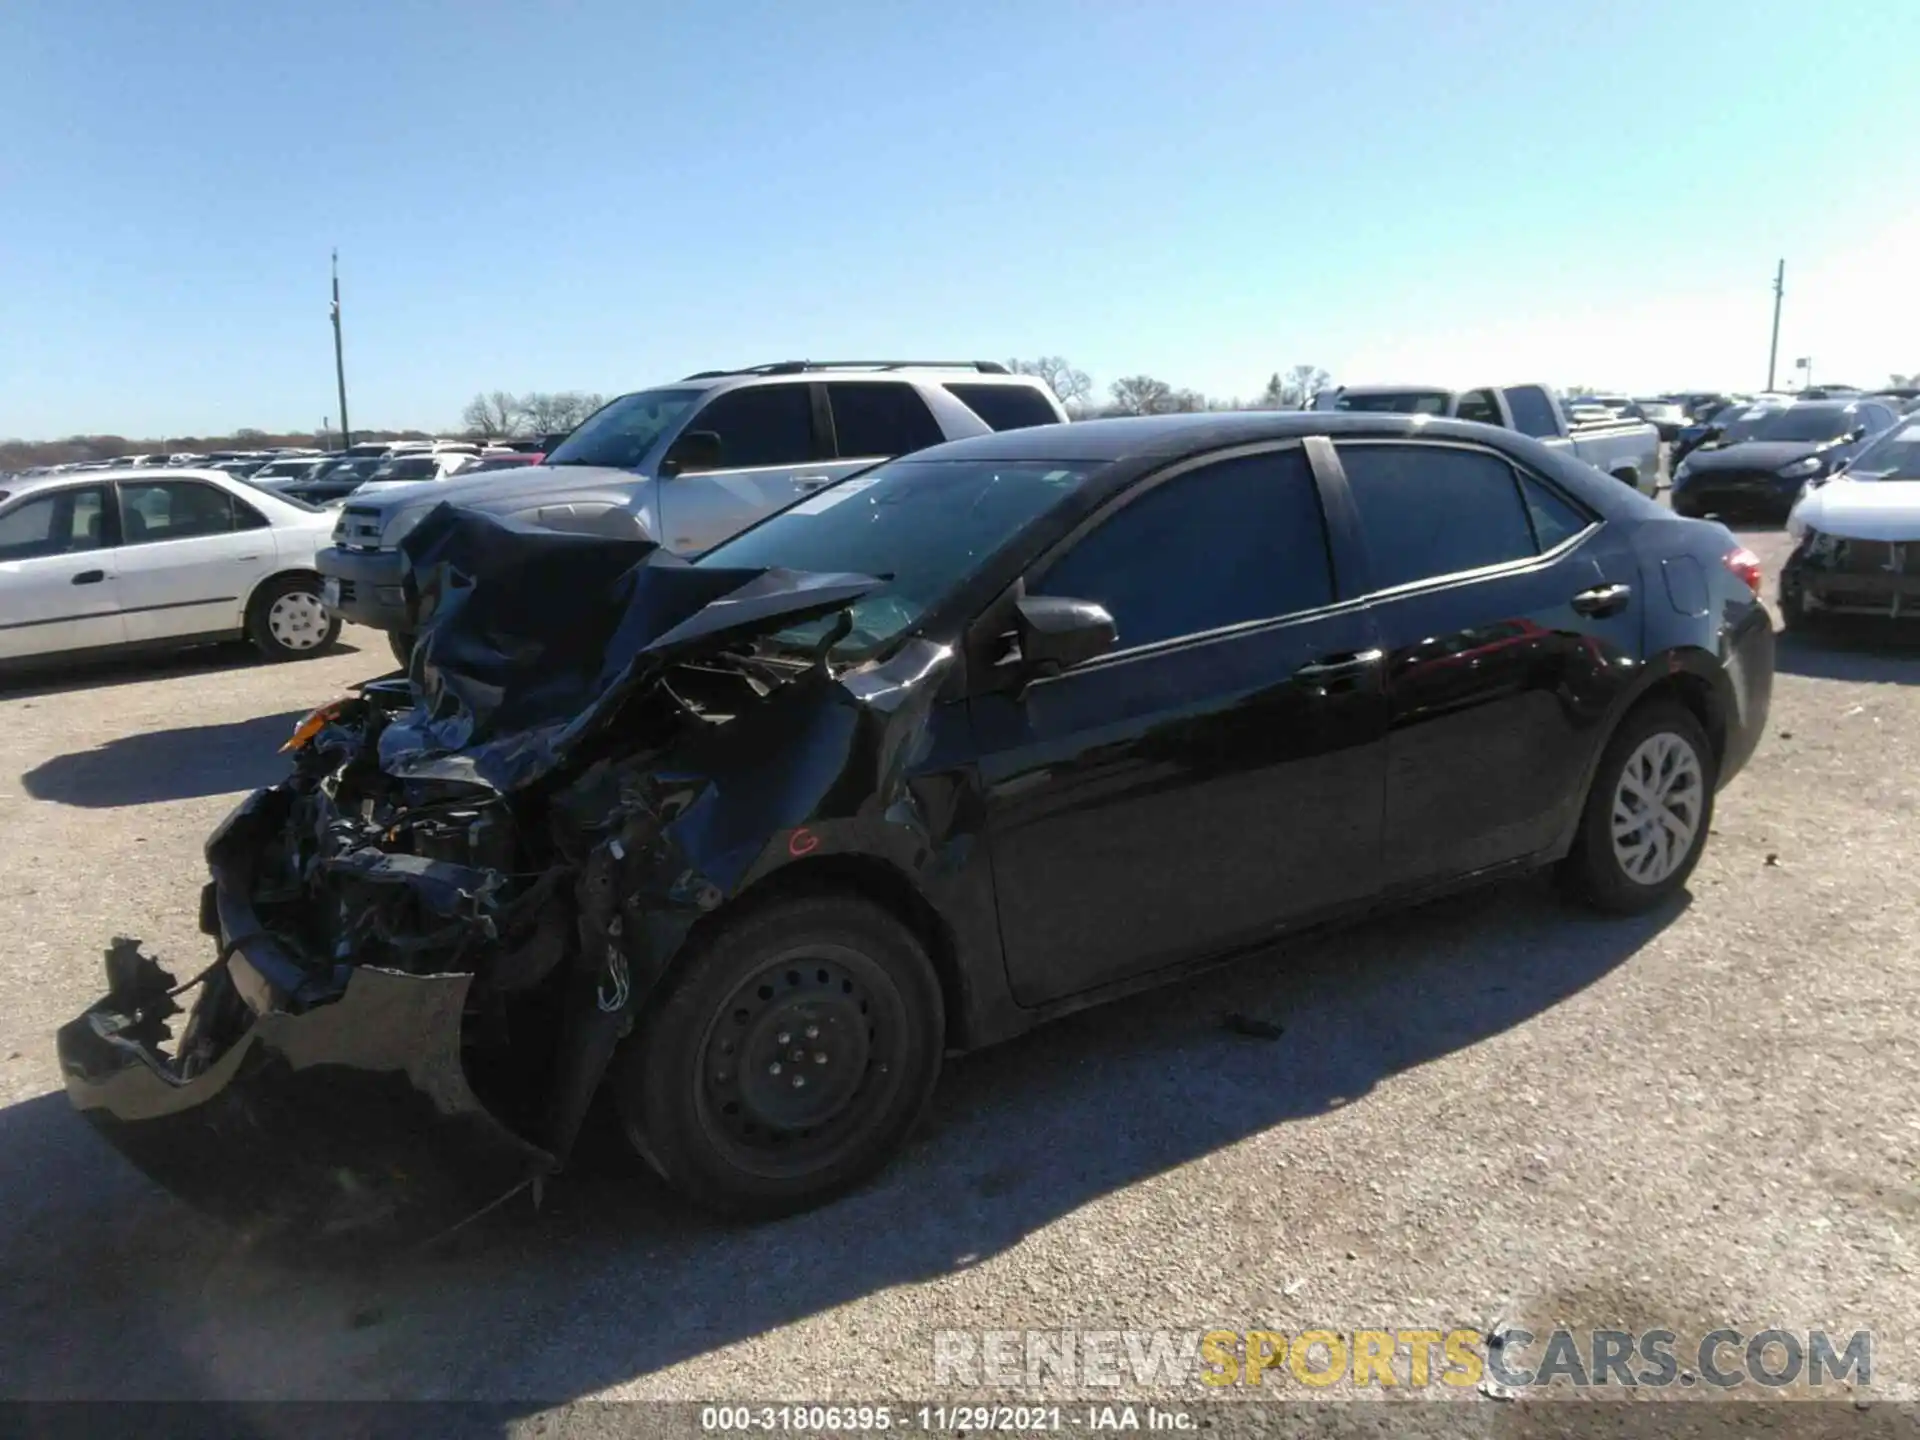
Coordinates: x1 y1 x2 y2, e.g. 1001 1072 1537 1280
2 522 1917 1420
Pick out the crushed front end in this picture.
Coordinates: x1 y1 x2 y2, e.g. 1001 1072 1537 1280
57 506 888 1246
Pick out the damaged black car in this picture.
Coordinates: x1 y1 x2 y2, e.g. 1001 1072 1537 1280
58 413 1773 1241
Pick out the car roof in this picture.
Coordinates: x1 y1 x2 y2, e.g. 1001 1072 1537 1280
896 411 1534 466
1 465 253 501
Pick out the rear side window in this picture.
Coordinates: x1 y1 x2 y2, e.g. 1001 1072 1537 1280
1519 474 1593 549
828 382 945 458
117 480 238 545
687 384 819 469
1336 444 1539 590
945 383 1060 432
1505 386 1560 438
1032 448 1332 651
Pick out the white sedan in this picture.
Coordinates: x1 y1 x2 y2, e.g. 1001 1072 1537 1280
0 467 341 666
1782 421 1920 625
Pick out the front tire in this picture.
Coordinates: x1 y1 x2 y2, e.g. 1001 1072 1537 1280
614 893 945 1219
246 575 341 661
1560 701 1716 914
388 630 415 666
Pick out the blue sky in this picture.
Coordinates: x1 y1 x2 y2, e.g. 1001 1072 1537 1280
3 0 1917 439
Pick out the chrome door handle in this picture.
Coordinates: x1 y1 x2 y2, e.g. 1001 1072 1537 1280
1571 583 1632 617
1292 648 1384 684
794 475 833 490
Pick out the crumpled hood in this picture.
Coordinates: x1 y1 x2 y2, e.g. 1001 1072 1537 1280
1790 478 1920 542
386 503 881 791
1682 439 1831 472
345 463 637 514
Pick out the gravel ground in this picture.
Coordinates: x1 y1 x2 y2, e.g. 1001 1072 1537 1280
2 526 1917 1419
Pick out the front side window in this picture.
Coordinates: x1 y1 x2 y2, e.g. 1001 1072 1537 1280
0 486 107 560
1032 448 1334 652
543 387 704 470
1505 386 1560 438
1455 389 1502 424
698 458 1093 660
118 480 236 544
680 385 818 470
828 382 945 458
1337 443 1538 590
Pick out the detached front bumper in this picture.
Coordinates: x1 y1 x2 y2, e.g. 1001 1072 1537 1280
316 545 409 633
1782 537 1920 619
55 791 553 1248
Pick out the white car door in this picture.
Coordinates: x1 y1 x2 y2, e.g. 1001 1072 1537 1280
111 477 269 643
655 384 836 553
0 483 124 660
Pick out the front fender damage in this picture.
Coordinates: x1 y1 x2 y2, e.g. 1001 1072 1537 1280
54 505 957 1245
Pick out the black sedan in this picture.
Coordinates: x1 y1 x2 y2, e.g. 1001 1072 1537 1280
58 412 1774 1237
1671 398 1902 521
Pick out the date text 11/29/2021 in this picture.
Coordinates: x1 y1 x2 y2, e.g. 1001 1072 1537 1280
700 1405 1194 1432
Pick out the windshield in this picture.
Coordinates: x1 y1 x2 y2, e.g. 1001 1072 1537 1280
1845 422 1920 480
543 387 703 469
1715 405 1787 442
1331 391 1451 415
368 456 441 481
1746 407 1855 443
695 457 1096 659
253 459 315 478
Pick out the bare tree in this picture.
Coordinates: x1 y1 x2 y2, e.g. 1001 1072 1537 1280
461 391 526 438
1280 364 1330 409
1107 375 1178 415
1257 372 1287 409
1008 356 1094 413
520 391 606 436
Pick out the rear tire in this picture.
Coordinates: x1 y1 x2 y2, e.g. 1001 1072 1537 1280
246 575 341 662
1560 700 1716 914
614 894 945 1219
388 630 415 666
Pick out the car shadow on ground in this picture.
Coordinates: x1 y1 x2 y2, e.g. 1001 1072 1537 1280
19 709 310 807
1774 626 1920 685
0 638 364 701
0 878 1684 1403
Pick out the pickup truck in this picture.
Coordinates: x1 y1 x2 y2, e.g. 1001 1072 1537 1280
319 361 1069 660
1313 383 1662 495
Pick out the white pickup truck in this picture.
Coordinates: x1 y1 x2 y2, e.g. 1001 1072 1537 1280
1313 383 1662 495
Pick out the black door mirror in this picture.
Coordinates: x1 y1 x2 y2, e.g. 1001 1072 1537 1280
1848 425 1868 443
660 429 723 477
1013 595 1117 678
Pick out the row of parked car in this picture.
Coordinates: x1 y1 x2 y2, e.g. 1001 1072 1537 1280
7 363 1918 677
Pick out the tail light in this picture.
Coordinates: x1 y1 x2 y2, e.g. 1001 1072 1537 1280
1723 545 1763 596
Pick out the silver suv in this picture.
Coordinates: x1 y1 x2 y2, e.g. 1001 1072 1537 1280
318 361 1067 654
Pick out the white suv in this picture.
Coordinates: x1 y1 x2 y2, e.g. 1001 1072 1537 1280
318 361 1067 653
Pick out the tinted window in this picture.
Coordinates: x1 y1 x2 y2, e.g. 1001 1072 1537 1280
233 496 271 530
698 458 1095 661
1519 473 1592 549
0 486 106 560
1456 389 1502 424
544 387 703 470
828 383 944 458
685 385 817 469
1338 444 1537 589
1860 405 1893 432
945 383 1060 432
1505 386 1560 438
118 480 236 544
369 456 440 481
1032 449 1332 651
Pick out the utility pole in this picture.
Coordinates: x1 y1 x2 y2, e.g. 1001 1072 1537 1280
330 251 353 449
1766 258 1785 392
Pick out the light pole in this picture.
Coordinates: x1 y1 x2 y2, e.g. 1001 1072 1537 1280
331 250 352 448
1765 259 1785 392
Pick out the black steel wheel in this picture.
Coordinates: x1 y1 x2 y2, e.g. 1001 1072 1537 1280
615 894 944 1218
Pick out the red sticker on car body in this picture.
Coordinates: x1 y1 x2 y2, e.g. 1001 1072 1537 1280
787 828 820 857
